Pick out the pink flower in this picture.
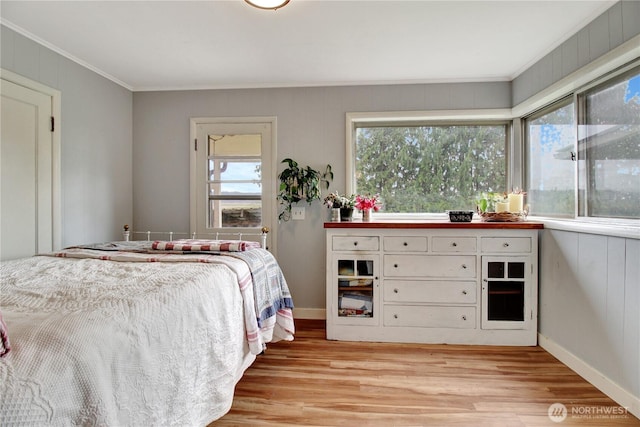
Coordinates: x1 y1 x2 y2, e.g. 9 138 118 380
355 194 382 211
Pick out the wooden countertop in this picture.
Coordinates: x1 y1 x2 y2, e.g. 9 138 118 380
324 220 544 229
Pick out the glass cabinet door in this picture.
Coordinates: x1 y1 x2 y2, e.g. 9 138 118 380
481 256 531 330
333 255 379 325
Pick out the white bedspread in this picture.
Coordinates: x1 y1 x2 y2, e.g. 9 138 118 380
0 254 271 426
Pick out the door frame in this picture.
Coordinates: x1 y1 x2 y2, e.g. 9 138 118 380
0 69 62 251
189 116 278 254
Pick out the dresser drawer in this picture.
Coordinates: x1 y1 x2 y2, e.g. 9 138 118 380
481 237 531 253
383 236 428 252
384 305 476 329
384 280 476 304
384 255 476 278
432 237 476 252
332 236 379 251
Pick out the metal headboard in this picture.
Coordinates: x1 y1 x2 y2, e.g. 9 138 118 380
122 225 269 249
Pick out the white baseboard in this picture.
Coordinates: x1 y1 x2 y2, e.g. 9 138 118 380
293 308 326 320
538 333 640 420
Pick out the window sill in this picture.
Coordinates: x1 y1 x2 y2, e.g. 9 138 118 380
372 214 639 239
530 216 640 240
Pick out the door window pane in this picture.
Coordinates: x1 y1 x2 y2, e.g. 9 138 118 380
209 134 261 156
487 261 505 278
487 281 525 321
208 199 262 228
209 160 261 182
525 100 576 217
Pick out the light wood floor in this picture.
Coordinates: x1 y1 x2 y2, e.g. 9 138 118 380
213 319 639 426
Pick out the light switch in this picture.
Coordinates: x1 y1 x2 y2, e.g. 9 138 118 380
291 207 305 220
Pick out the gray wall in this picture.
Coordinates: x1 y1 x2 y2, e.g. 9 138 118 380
1 25 133 247
540 231 639 399
513 0 640 105
132 82 511 310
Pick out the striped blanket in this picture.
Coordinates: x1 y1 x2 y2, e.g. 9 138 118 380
50 244 294 354
226 249 294 328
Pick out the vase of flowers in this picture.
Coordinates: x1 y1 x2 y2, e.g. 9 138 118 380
324 191 356 221
355 194 382 221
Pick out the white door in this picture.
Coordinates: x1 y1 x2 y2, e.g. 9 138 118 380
190 118 276 250
1 79 53 260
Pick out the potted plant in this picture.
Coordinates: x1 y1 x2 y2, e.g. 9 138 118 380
324 191 356 221
476 192 506 213
277 158 333 221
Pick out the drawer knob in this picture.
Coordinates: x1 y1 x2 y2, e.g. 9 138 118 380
393 288 399 294
394 263 398 268
353 241 358 246
403 242 408 246
503 242 509 247
462 315 467 321
462 290 467 295
452 242 457 247
461 264 467 269
394 314 398 319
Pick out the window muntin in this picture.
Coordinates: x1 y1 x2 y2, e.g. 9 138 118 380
207 134 262 228
578 68 640 219
524 99 576 217
354 123 508 214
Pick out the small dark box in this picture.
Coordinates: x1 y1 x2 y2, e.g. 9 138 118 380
447 210 474 222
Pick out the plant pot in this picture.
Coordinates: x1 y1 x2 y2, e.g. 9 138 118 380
331 208 341 222
361 208 371 222
340 207 354 222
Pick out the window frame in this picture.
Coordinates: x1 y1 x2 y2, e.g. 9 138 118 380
346 109 513 219
206 136 263 229
576 64 640 220
189 117 278 252
523 95 577 218
521 61 640 224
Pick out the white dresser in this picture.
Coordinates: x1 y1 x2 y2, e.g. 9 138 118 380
325 221 543 346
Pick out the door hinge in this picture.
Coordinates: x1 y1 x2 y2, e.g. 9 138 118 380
194 138 198 151
50 116 55 132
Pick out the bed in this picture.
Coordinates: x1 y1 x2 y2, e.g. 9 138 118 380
0 230 294 426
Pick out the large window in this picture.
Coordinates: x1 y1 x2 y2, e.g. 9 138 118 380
525 64 640 219
352 118 508 213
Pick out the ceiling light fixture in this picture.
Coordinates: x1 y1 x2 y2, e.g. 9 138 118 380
245 0 290 10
